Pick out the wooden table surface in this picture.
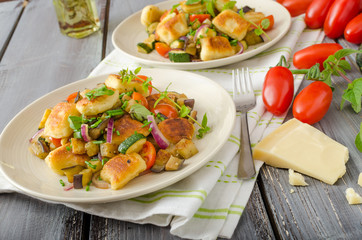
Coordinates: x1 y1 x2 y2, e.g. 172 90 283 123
0 0 361 239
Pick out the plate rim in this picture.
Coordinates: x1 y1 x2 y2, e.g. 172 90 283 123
111 0 291 70
0 68 236 203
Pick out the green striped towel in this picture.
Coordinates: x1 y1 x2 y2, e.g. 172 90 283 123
0 14 323 240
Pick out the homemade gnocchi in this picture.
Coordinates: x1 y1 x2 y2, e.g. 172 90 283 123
137 0 274 62
29 69 204 191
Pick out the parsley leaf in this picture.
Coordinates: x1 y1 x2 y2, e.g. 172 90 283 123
197 113 211 139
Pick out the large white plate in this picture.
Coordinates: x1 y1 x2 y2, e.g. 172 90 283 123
112 0 291 70
0 69 236 203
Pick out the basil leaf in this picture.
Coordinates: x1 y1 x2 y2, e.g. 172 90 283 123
340 78 362 113
68 116 83 130
129 104 152 122
355 122 362 152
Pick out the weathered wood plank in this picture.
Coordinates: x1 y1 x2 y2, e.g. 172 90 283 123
0 0 107 239
259 37 362 239
0 0 23 60
0 193 85 239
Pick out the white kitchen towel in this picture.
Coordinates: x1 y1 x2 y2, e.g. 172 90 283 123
0 14 323 240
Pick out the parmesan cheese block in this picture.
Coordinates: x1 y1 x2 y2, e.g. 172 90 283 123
288 169 308 186
345 188 362 205
253 118 349 185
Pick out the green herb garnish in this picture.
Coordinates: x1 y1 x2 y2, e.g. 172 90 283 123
85 85 114 101
59 179 65 187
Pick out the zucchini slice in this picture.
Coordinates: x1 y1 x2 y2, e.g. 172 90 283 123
147 22 159 35
118 132 146 154
137 43 153 54
168 50 191 62
170 39 185 49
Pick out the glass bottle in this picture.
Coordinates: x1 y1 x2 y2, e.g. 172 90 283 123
52 0 100 39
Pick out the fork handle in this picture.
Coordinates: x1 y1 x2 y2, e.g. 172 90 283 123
237 112 256 179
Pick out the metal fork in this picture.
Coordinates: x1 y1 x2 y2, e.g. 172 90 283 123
232 68 256 179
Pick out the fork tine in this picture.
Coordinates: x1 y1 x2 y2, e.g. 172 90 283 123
244 68 253 93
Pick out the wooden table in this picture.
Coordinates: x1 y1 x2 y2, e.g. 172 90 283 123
0 0 361 239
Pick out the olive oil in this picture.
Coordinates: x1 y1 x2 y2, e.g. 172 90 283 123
53 0 100 39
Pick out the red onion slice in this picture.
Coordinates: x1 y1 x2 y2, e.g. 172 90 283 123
237 41 244 55
147 115 170 149
29 128 44 142
81 124 91 142
106 118 114 143
194 24 210 42
179 36 189 51
64 183 74 191
92 172 109 189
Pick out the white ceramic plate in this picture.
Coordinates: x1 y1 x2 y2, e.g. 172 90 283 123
112 0 291 70
0 69 235 203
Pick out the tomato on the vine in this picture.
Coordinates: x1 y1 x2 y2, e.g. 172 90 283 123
293 81 333 125
278 0 313 17
153 103 178 119
344 13 362 44
293 43 343 71
323 0 360 39
305 0 335 29
262 66 294 116
139 141 156 170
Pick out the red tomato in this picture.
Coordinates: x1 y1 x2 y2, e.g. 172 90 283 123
293 43 343 71
262 66 294 116
250 15 274 31
139 141 156 170
305 0 335 29
344 13 362 44
135 75 152 95
155 42 171 58
153 104 178 119
293 81 332 124
324 0 360 39
280 0 313 17
189 14 211 23
66 91 79 103
49 137 62 148
132 92 149 109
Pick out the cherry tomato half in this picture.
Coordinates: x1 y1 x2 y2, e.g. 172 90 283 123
279 0 313 17
139 141 156 170
305 0 335 29
293 81 332 125
189 14 211 24
344 13 362 44
262 66 294 116
293 43 343 71
132 92 149 109
49 137 62 148
135 75 153 95
153 104 178 119
323 0 360 39
155 42 171 58
66 91 79 103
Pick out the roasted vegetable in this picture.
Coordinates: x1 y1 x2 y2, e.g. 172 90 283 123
165 156 184 171
73 168 92 189
62 165 85 183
